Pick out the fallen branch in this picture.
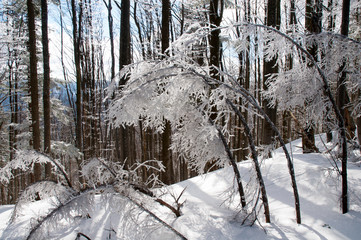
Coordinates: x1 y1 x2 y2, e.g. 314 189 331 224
76 232 91 240
96 158 182 217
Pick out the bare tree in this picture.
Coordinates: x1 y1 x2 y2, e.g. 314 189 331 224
117 0 132 164
338 0 351 214
71 0 83 152
41 0 52 179
262 0 280 146
161 0 175 184
104 0 115 80
27 0 41 182
303 0 322 153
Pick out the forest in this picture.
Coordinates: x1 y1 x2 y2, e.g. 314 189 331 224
0 0 361 238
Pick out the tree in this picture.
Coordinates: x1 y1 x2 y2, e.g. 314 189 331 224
338 0 351 214
355 7 361 148
302 0 322 153
1 1 32 203
41 0 52 178
27 0 41 182
209 0 223 80
262 0 280 146
71 0 83 152
104 0 115 81
161 0 175 184
116 0 132 164
119 0 131 76
234 0 250 161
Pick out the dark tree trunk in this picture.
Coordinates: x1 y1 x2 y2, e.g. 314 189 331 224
262 0 280 146
116 0 132 165
105 0 115 80
325 0 336 143
303 0 322 153
133 2 145 59
72 0 83 152
338 0 350 214
202 0 224 174
71 0 84 189
160 0 175 184
209 0 223 80
8 61 16 161
41 0 52 178
119 0 131 72
161 0 170 55
305 0 322 33
27 0 41 182
355 10 361 148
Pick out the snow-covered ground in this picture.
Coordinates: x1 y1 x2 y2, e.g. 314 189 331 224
1 136 361 239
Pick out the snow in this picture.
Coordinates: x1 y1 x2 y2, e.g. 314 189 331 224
1 136 361 239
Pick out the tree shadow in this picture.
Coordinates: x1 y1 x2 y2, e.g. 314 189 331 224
262 172 361 240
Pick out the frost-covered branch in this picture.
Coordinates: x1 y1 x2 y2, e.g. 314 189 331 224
227 99 271 223
124 195 188 240
82 157 182 217
182 63 301 222
0 150 72 187
209 117 247 208
235 23 350 216
9 180 76 224
106 52 302 221
25 188 95 240
24 186 187 240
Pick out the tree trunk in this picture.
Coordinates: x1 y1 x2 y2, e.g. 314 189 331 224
303 0 322 153
119 0 131 73
41 0 52 178
161 0 170 55
107 0 115 80
27 0 41 182
72 0 83 152
209 0 222 80
262 0 280 146
338 0 351 214
71 0 84 189
324 0 336 143
116 0 132 165
356 9 361 148
133 2 146 59
8 62 15 161
160 0 175 184
228 100 270 223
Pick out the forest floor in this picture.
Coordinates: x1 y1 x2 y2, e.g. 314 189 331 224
1 135 361 239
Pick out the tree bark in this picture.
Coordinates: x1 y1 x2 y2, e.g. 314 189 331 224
8 60 16 161
119 0 131 73
27 0 41 182
262 0 280 146
209 0 223 80
160 0 175 184
303 0 322 153
161 0 171 55
227 99 270 223
41 0 52 178
116 0 132 165
104 0 115 80
338 0 350 214
72 0 83 152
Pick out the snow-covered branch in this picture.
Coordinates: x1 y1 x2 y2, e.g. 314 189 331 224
0 150 71 187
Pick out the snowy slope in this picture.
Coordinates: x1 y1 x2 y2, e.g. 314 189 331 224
1 136 361 239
